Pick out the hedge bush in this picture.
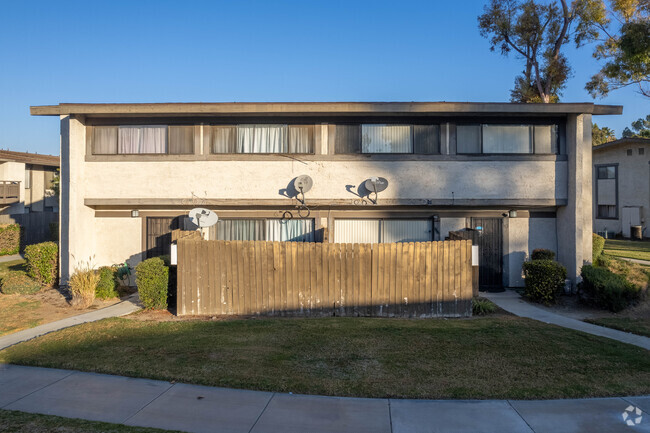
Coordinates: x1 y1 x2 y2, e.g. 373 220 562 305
579 265 642 312
24 242 58 286
96 266 119 299
531 248 555 261
0 271 40 295
593 233 605 262
522 259 567 304
0 224 20 256
136 257 169 310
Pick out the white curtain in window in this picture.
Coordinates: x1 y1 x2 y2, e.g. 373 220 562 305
266 219 315 242
237 125 287 153
482 125 532 154
288 126 313 153
118 126 167 154
361 125 412 153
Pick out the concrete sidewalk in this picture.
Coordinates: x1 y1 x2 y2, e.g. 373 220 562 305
0 294 141 351
0 365 648 433
483 291 650 350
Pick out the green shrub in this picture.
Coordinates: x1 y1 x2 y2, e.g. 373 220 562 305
49 222 59 242
579 265 642 312
531 248 555 261
0 224 21 256
136 257 169 310
0 271 40 294
96 266 119 299
24 242 58 286
472 298 497 315
522 259 567 305
593 233 605 262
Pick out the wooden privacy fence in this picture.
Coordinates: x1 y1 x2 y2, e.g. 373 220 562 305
177 239 473 318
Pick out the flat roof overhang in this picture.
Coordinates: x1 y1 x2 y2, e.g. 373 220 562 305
30 102 623 117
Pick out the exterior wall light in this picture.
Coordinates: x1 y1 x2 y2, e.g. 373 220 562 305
131 210 139 218
509 210 518 218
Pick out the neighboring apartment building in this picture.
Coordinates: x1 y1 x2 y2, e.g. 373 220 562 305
593 137 650 238
0 150 59 215
31 102 620 288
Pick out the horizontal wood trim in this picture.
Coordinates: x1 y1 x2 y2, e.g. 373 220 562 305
85 153 567 162
86 198 566 209
31 102 622 116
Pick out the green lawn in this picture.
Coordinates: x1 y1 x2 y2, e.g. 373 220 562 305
604 239 650 262
585 317 650 338
0 410 179 433
1 316 648 400
0 258 26 276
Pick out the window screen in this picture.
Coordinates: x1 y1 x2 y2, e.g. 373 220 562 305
534 125 558 154
361 125 413 153
207 126 237 153
597 205 617 219
414 125 440 154
483 125 532 154
237 125 288 153
334 125 361 154
456 125 481 154
288 125 314 153
169 126 194 154
92 126 118 154
597 166 616 179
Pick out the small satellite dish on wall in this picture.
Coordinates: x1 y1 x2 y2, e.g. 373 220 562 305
294 175 313 194
188 208 218 228
364 177 389 193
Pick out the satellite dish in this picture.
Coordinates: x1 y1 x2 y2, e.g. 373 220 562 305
188 208 218 228
294 175 313 194
364 177 389 193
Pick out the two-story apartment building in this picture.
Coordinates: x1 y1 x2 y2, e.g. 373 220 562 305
0 150 59 215
31 102 620 288
593 137 650 238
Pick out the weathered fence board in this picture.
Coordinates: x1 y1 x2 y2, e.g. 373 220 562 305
177 239 473 318
0 212 58 246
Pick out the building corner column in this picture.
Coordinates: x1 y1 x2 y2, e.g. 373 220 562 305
557 114 593 285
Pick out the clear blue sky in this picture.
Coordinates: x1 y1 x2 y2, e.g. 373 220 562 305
0 0 646 155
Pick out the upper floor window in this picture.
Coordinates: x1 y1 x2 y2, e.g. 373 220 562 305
335 124 440 154
92 125 194 155
596 164 617 219
457 124 558 154
205 124 314 154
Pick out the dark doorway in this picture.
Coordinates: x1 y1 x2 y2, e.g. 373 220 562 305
146 216 182 259
470 218 503 291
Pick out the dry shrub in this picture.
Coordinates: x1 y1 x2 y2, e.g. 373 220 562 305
69 260 99 309
604 256 649 291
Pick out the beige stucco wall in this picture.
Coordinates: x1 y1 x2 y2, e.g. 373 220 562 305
82 160 567 202
593 143 650 236
504 217 558 287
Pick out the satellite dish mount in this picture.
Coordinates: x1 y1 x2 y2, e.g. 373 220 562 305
188 207 219 238
363 177 389 204
292 175 313 218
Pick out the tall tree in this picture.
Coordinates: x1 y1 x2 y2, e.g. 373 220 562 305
622 114 650 138
592 123 617 144
586 1 650 98
478 0 608 103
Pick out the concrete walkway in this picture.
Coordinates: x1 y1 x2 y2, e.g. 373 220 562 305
618 257 650 266
0 294 141 351
0 254 23 263
0 365 649 433
484 291 650 350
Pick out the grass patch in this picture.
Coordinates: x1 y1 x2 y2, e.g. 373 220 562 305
1 316 648 400
0 410 180 433
0 298 41 336
585 317 650 338
0 259 26 276
604 239 650 262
